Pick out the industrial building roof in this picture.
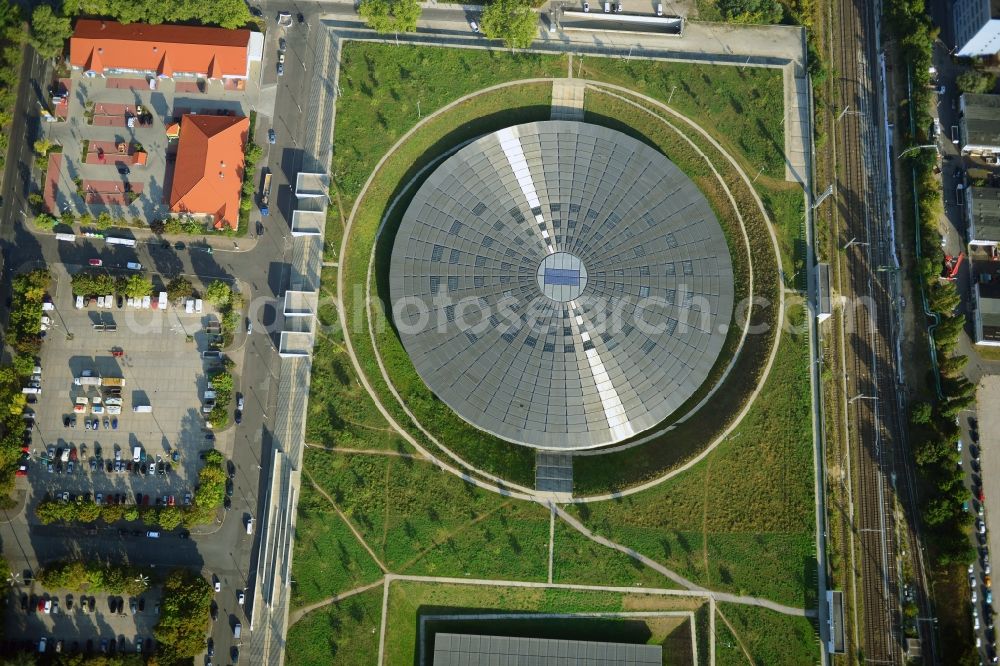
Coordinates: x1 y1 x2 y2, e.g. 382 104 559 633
971 186 1000 243
70 20 251 78
389 121 734 450
432 634 662 666
169 114 249 231
962 94 1000 150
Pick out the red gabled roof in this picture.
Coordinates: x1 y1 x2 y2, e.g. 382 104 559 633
69 20 250 79
169 114 249 231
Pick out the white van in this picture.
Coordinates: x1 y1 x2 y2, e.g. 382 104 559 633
233 622 242 639
604 1 610 11
656 2 663 14
132 446 142 463
133 405 152 413
75 295 84 309
246 517 254 535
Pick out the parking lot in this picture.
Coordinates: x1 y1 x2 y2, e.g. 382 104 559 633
5 585 163 656
24 269 238 518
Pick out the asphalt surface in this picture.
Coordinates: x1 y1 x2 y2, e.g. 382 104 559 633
0 13 318 658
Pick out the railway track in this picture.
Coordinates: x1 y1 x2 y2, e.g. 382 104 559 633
831 0 935 661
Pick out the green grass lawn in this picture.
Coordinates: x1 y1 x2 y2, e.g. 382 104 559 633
306 268 412 452
576 59 786 180
552 518 681 589
290 481 384 608
328 42 566 256
717 603 819 665
567 310 815 607
302 447 550 581
383 579 706 666
285 587 382 666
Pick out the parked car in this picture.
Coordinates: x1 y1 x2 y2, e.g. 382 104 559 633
126 262 142 270
470 20 479 32
88 258 103 267
268 128 276 144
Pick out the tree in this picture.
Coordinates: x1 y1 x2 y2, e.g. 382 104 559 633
957 69 997 94
120 274 153 299
204 280 233 308
359 0 389 33
159 506 183 531
480 0 538 49
33 138 52 156
33 213 56 230
166 276 194 301
154 569 213 661
715 0 783 23
29 6 72 59
910 401 932 425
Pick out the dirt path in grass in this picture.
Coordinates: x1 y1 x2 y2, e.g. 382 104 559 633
303 468 389 573
394 500 517 575
288 579 385 627
716 606 756 665
551 504 813 617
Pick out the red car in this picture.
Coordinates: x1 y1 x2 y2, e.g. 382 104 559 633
88 259 103 267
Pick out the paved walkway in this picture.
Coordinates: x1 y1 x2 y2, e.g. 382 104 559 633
551 79 585 121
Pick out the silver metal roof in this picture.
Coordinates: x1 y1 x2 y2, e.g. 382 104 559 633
388 121 734 450
432 633 663 665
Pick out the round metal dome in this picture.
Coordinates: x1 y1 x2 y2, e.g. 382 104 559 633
388 121 734 450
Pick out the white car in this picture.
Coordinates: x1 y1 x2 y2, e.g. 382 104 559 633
237 590 245 605
214 579 221 593
247 320 253 335
470 20 479 33
583 1 590 10
979 519 987 535
973 588 979 603
126 262 142 270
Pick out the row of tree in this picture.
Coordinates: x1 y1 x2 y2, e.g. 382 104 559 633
154 569 213 663
37 559 150 596
887 0 979 659
30 0 254 61
0 2 24 177
889 0 976 567
71 270 153 299
35 451 228 528
0 271 53 503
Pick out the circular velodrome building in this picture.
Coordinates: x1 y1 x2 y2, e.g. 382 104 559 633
389 121 734 450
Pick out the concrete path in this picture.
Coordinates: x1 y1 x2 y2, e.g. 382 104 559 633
551 79 585 121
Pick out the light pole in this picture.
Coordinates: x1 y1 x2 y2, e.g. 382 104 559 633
849 394 878 404
667 85 677 105
843 237 869 250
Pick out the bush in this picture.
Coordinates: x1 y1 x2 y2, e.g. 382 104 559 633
71 270 115 296
166 275 194 301
37 559 149 596
956 70 996 94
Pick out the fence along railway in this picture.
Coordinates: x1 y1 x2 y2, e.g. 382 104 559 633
831 0 934 661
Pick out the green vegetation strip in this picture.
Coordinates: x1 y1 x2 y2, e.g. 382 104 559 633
717 602 819 664
568 308 814 606
383 579 706 666
300 447 550 582
291 480 384 608
573 87 781 492
286 587 383 666
307 267 411 451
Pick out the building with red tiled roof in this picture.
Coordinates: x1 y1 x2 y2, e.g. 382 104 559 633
69 20 258 80
169 114 250 231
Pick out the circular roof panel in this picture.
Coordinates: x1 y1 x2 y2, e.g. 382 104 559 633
388 121 734 450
